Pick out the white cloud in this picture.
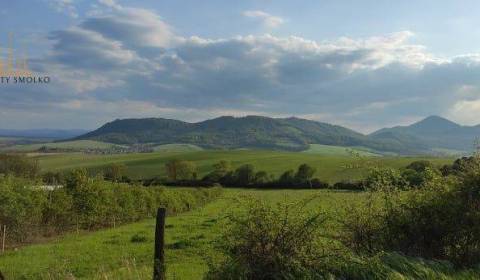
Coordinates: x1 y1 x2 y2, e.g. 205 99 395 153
98 0 121 9
243 10 285 28
48 0 79 18
4 4 480 131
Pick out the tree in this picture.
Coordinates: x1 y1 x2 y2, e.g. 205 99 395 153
405 160 434 173
204 160 232 182
165 159 198 181
254 171 269 185
233 164 255 186
279 170 295 186
295 164 316 185
364 167 408 191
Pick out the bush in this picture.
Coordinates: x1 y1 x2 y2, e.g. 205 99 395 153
364 167 408 190
0 154 40 179
343 159 480 267
0 171 223 244
333 180 364 190
205 197 331 279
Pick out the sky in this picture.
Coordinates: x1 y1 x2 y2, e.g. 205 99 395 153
1 0 480 133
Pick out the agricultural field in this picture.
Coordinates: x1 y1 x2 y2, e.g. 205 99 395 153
1 140 125 152
34 148 453 183
0 137 54 150
302 144 382 156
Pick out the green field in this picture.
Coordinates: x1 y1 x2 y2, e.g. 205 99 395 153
302 144 382 156
1 188 476 279
1 140 125 152
35 149 453 183
0 189 363 279
152 144 204 152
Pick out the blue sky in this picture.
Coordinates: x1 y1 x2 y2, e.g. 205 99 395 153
1 0 480 132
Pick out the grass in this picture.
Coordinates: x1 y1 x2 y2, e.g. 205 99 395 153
302 144 382 156
152 144 204 152
35 149 453 183
0 189 361 279
1 188 477 279
2 140 125 152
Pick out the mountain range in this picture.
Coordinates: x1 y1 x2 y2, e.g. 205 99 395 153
74 115 480 155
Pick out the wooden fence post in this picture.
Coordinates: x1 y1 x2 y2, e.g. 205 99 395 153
153 208 166 280
2 225 5 253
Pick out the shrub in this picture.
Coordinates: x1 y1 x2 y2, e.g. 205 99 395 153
343 159 480 267
333 180 364 190
364 167 408 190
0 154 40 179
0 171 223 244
205 197 331 279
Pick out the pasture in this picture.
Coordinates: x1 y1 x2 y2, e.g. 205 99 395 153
35 149 453 183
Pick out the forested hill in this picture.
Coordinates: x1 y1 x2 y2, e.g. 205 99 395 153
75 115 480 155
370 115 480 153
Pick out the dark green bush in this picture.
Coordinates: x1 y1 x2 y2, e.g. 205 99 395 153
344 159 480 267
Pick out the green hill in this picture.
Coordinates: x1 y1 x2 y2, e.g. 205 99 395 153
75 116 414 153
370 116 480 154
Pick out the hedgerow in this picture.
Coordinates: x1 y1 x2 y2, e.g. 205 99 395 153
0 170 222 244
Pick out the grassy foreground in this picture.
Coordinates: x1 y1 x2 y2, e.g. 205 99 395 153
0 189 360 279
2 188 477 279
35 149 453 182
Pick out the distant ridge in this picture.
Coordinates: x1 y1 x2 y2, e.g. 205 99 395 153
370 115 480 153
0 129 88 139
75 115 480 155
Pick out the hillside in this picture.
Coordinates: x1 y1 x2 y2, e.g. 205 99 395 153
70 115 480 155
370 116 480 154
76 116 406 153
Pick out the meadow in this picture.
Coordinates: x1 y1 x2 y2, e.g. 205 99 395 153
0 189 365 279
1 140 125 152
1 188 477 279
34 148 452 183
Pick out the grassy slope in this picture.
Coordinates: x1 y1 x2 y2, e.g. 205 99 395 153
302 144 382 156
0 189 362 279
36 150 453 183
152 144 204 152
2 140 125 152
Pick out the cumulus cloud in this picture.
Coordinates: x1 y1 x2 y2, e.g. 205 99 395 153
3 4 480 132
243 10 285 28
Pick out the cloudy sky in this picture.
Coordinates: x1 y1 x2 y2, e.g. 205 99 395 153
1 0 480 132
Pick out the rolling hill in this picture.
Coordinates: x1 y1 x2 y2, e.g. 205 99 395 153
4 115 471 155
73 116 428 154
370 116 480 154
